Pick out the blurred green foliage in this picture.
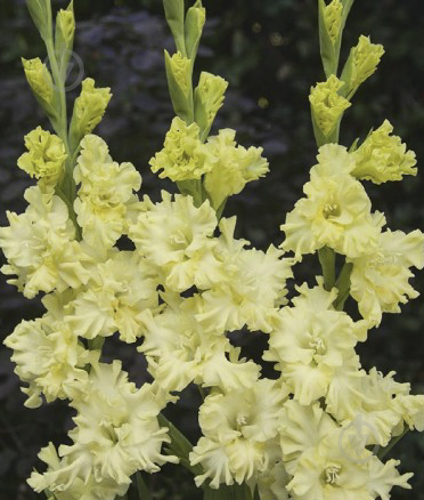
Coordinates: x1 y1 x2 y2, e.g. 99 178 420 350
0 1 423 499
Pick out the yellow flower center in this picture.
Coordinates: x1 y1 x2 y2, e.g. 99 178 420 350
324 464 341 484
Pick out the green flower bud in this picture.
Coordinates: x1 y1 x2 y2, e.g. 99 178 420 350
55 1 75 64
69 78 112 150
309 74 351 145
163 0 186 55
22 57 54 106
25 0 52 41
164 50 193 123
185 1 206 60
341 35 385 97
18 126 67 188
194 72 228 141
323 0 343 46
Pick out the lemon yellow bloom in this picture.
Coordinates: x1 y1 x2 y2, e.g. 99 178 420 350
352 120 417 184
18 126 67 188
204 129 269 209
74 135 142 248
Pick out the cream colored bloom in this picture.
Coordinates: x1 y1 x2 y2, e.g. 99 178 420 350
150 116 216 181
138 295 260 392
265 283 367 404
129 192 219 292
0 186 91 298
66 251 159 342
190 379 287 488
352 120 417 184
74 135 142 248
18 127 67 188
4 312 95 408
29 361 177 496
348 228 424 326
286 428 412 500
196 217 293 333
194 72 228 135
309 75 351 139
281 144 380 260
204 129 269 209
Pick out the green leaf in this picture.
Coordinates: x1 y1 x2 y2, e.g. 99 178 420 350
158 413 203 477
203 483 254 500
135 472 153 500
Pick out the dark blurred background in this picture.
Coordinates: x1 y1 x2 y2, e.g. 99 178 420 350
0 0 423 498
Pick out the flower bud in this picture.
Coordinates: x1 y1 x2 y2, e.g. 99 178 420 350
18 126 67 187
185 1 206 60
25 0 51 41
163 0 186 54
55 0 75 53
194 72 228 140
309 74 351 144
69 78 112 150
341 35 385 96
323 0 343 46
164 51 193 122
22 57 54 106
352 120 417 184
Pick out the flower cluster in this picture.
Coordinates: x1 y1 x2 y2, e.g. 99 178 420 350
1 0 424 499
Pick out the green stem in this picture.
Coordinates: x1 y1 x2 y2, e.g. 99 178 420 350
377 428 409 460
318 246 336 291
333 261 353 311
135 472 153 500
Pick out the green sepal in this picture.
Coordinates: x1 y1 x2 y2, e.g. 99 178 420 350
164 49 194 123
163 0 187 55
55 0 75 80
26 0 52 41
185 0 206 62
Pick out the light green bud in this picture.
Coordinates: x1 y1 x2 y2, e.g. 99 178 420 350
194 72 228 141
164 50 193 123
55 1 75 56
26 0 52 41
323 0 343 46
185 1 206 60
309 74 351 145
22 57 54 105
69 78 112 150
18 126 67 187
163 0 186 55
341 35 385 96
